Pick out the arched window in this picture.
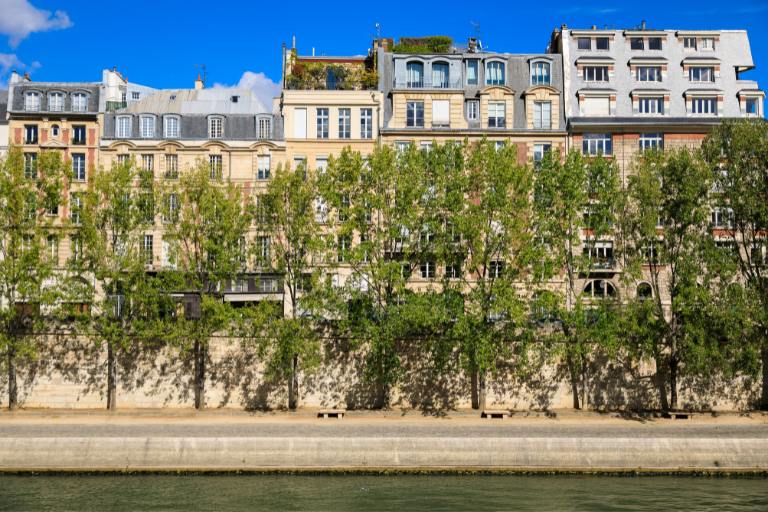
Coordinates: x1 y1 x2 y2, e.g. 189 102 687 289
71 92 88 112
531 60 551 86
583 279 617 299
24 91 40 111
406 61 424 88
48 92 64 112
637 282 653 300
486 61 506 85
432 61 449 88
51 124 60 137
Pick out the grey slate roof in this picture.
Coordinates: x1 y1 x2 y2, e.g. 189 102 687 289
9 83 100 114
0 90 8 123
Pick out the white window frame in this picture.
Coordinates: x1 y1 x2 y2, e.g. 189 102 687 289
689 66 714 83
316 108 329 139
116 116 132 138
466 100 479 121
700 37 715 50
485 60 506 86
530 60 551 86
583 66 609 82
637 66 662 82
406 101 424 127
488 101 506 128
639 96 664 114
360 108 373 139
24 92 40 111
139 115 156 138
209 154 223 178
208 116 224 138
691 97 717 115
338 108 351 139
48 92 64 112
533 143 552 165
533 101 552 129
164 116 180 138
432 99 450 127
71 153 86 181
257 155 271 180
71 92 87 112
639 133 664 151
466 59 479 85
683 37 697 50
582 133 612 156
257 116 272 139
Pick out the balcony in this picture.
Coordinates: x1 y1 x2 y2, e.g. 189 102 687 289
393 76 463 90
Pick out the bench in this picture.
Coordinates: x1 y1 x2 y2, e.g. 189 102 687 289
662 411 695 420
481 409 510 420
318 409 346 419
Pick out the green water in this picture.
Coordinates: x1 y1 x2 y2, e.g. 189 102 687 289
0 475 766 511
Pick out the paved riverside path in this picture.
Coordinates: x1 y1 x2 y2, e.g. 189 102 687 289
1 410 767 473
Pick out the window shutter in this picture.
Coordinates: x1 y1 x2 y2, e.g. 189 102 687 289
294 108 307 138
581 97 610 116
432 100 450 126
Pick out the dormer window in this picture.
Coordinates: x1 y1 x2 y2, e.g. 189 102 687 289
531 61 551 86
131 91 140 100
72 92 87 112
139 115 156 138
164 115 180 138
208 116 224 138
48 92 64 112
406 61 424 88
257 116 272 139
24 92 40 111
432 62 449 88
116 115 132 138
231 95 239 103
486 61 505 86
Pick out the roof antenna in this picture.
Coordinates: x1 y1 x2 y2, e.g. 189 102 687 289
375 22 381 39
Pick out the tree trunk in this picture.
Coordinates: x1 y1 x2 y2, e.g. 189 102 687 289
478 371 487 411
373 378 388 410
7 347 17 411
567 354 581 410
470 368 479 410
669 358 678 411
760 345 768 411
288 354 298 410
581 356 589 411
107 343 117 411
654 355 670 412
193 340 206 410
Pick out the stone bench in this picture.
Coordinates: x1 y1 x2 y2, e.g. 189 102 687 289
317 409 346 419
481 409 510 420
662 411 695 420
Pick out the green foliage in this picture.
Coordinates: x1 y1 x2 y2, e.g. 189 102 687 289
392 36 453 54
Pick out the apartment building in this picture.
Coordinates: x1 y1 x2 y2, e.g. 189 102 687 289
550 23 765 174
0 90 8 156
378 37 568 163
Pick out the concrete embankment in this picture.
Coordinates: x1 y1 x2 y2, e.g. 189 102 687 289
1 411 767 474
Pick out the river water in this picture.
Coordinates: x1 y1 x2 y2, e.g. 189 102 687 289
0 475 766 511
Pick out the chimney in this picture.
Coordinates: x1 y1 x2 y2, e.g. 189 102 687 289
9 70 21 84
561 24 567 30
641 20 647 30
591 25 597 30
468 37 478 53
23 72 31 81
195 73 204 90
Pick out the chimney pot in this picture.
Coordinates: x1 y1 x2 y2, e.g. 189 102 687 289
195 74 204 90
641 20 647 30
591 25 597 30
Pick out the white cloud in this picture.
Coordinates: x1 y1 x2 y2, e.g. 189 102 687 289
0 0 72 48
0 53 23 88
212 71 281 112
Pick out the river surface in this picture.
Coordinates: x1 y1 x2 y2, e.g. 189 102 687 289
0 475 766 511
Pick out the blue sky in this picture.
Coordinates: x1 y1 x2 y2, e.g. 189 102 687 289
1 0 767 102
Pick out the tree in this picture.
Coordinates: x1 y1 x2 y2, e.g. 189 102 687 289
702 119 768 409
77 157 157 410
533 149 621 410
0 147 65 409
161 160 251 409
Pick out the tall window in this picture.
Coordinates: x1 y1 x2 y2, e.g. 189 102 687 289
639 97 664 114
209 155 223 178
70 236 83 264
337 236 351 263
316 108 329 139
165 154 178 179
488 101 506 128
24 153 37 179
582 133 612 156
208 116 224 138
639 133 664 151
420 260 436 279
257 155 271 180
141 154 154 175
583 66 609 82
637 66 662 82
70 193 82 224
533 143 552 167
47 235 59 264
466 59 478 85
164 116 180 138
689 67 714 82
72 125 86 145
163 194 179 223
533 101 552 129
72 93 87 112
258 117 271 139
142 235 154 265
466 100 479 121
48 92 64 112
256 236 270 265
24 92 40 111
138 116 155 138
338 108 351 139
116 116 132 138
531 61 551 85
745 98 759 115
486 61 505 85
490 260 505 278
24 124 38 144
360 108 373 139
72 154 86 181
691 97 717 115
406 61 424 88
432 61 449 88
406 101 424 127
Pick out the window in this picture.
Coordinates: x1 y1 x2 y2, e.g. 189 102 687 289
466 59 478 85
24 124 38 144
596 37 610 50
533 143 552 166
684 37 697 50
583 241 614 268
744 98 758 115
711 207 734 228
581 96 611 116
582 133 612 156
637 283 653 300
700 37 715 50
406 61 424 88
486 61 505 85
258 116 272 139
131 91 141 100
72 93 87 112
47 235 59 264
691 97 717 115
141 154 154 175
630 38 644 50
639 96 664 114
257 155 271 180
531 61 551 85
315 197 328 223
420 261 436 279
142 235 153 265
164 116 180 138
489 260 504 278
583 279 617 299
208 116 224 138
70 236 83 263
117 154 130 166
24 92 40 111
689 67 714 82
466 100 479 121
406 101 424 127
395 141 411 153
24 153 37 179
48 92 64 112
72 153 86 181
116 116 132 138
445 259 462 279
577 38 591 50
583 66 609 82
165 154 178 179
639 133 664 151
316 108 329 139
164 194 179 223
488 101 506 128
209 155 222 178
649 37 663 50
338 108 351 139
316 156 328 173
72 125 86 145
432 100 450 127
637 66 662 82
293 108 307 138
337 236 351 263
231 95 239 103
70 193 82 224
51 124 59 137
361 108 373 139
432 62 449 88
533 101 552 129
256 236 270 265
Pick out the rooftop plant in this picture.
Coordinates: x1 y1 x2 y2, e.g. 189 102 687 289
392 36 453 54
